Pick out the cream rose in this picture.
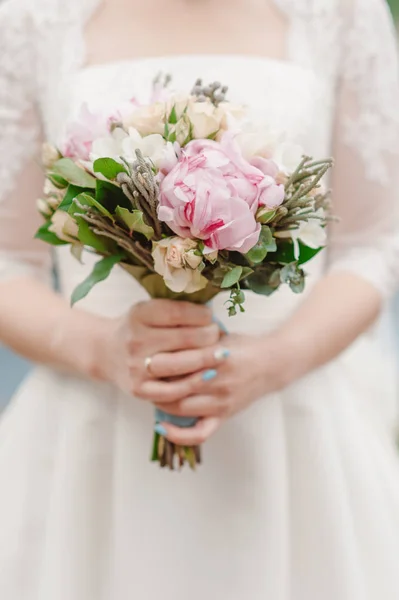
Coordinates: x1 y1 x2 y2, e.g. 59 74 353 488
186 99 224 139
123 103 166 136
152 237 208 293
49 210 79 243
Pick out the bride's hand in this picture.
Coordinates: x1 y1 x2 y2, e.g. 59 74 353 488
149 333 295 445
99 299 222 395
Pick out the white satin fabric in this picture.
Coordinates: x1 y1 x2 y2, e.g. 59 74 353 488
1 1 399 598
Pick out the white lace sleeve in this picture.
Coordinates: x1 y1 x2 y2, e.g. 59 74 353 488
0 1 52 283
327 0 399 298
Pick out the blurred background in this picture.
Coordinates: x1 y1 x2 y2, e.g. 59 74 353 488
1 0 399 409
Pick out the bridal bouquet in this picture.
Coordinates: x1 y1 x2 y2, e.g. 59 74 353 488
36 76 333 470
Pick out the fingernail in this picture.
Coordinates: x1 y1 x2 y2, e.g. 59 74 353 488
202 369 218 382
212 315 229 335
154 424 167 436
214 347 231 361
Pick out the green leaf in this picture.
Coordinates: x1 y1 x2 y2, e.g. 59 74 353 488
76 220 109 253
246 226 276 264
71 253 125 305
297 243 323 265
75 192 114 220
164 123 170 138
268 239 322 266
115 206 154 240
240 266 254 280
206 130 219 141
221 266 243 288
47 173 68 189
169 106 178 124
96 179 130 211
53 158 96 188
246 272 280 296
168 130 177 144
93 158 126 180
58 185 93 212
34 221 68 246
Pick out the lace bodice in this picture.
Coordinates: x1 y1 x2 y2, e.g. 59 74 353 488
1 0 399 305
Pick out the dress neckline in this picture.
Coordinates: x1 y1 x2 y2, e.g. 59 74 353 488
77 53 310 78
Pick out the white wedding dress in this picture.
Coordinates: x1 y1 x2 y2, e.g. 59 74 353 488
2 0 399 598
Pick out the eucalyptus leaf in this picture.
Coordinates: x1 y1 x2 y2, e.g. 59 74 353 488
221 266 243 288
115 206 154 240
93 158 126 180
71 253 125 305
35 221 68 246
245 226 276 264
53 158 96 188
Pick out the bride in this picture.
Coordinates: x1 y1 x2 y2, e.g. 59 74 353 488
1 0 399 598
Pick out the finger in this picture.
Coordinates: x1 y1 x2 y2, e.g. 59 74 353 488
149 345 230 378
146 323 220 354
133 300 213 328
155 395 223 418
160 417 222 446
137 368 219 403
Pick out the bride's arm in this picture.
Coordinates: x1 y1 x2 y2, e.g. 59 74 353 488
154 0 399 445
0 4 221 389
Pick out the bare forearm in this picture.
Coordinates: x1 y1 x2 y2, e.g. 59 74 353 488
0 278 109 379
275 272 382 382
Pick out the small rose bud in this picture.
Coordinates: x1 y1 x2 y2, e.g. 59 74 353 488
36 198 52 216
42 143 60 169
256 207 277 224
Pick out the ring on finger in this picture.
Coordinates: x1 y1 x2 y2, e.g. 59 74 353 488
144 356 155 376
214 347 231 361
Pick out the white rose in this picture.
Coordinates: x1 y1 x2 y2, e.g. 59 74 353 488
123 103 166 136
152 237 208 294
166 93 192 120
49 210 79 243
42 143 60 169
174 114 191 146
186 99 223 139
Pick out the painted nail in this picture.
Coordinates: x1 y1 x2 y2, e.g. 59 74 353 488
212 315 229 335
202 369 218 382
154 424 167 436
214 347 231 361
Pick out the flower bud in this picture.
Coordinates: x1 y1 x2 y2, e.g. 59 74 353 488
36 198 52 216
42 143 60 169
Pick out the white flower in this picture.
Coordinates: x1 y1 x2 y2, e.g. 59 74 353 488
291 215 327 259
123 102 166 136
43 180 65 209
186 99 224 139
90 127 128 162
273 142 304 174
166 93 192 120
122 128 178 172
152 237 208 294
42 143 60 169
49 210 79 243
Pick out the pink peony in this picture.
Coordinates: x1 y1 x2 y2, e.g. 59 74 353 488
158 135 284 253
61 104 109 161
